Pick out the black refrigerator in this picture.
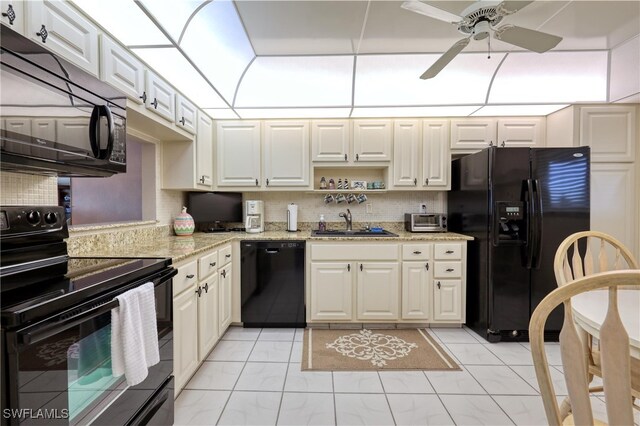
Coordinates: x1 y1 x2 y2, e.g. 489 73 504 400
448 146 590 342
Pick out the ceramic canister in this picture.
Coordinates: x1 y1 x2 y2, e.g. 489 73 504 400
174 206 195 236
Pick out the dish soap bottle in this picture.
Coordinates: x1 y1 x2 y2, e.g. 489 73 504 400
318 214 327 232
320 176 327 190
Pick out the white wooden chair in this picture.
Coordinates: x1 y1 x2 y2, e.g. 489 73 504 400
530 270 640 425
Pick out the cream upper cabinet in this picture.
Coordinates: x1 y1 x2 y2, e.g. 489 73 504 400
450 118 497 150
356 262 399 321
31 119 56 140
27 0 99 76
197 272 219 362
497 118 545 148
401 261 430 320
99 35 144 104
422 119 450 189
195 111 213 188
1 1 24 34
173 282 199 393
393 120 420 187
580 106 636 162
433 279 463 321
216 121 261 187
311 120 350 162
176 95 197 135
263 121 310 187
353 119 392 162
310 262 353 321
144 70 175 122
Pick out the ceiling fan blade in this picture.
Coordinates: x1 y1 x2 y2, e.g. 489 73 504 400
401 1 462 24
420 38 470 80
494 25 562 53
497 1 534 15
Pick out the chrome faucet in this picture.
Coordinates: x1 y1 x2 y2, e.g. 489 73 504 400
339 209 352 231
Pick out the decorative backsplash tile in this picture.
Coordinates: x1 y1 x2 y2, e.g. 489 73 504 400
0 171 58 206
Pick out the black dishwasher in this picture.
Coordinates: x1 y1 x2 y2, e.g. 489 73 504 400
241 241 306 327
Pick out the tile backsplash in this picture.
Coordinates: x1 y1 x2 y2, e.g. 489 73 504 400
242 191 446 223
0 171 58 205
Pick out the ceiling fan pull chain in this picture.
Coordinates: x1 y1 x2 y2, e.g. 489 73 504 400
487 34 491 59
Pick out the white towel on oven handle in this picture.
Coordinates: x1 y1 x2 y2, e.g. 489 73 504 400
111 282 160 386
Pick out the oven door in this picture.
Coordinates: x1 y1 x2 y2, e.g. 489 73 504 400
4 270 174 426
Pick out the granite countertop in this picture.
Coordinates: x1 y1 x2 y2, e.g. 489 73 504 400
74 230 473 263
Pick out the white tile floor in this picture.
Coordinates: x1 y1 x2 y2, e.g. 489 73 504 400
175 326 637 426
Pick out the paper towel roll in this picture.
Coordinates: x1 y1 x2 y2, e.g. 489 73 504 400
287 203 298 231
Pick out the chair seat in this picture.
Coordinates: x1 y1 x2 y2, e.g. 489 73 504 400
562 415 608 426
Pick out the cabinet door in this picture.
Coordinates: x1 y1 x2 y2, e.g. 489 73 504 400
27 0 99 76
353 120 391 162
176 95 197 135
497 118 545 148
218 264 232 336
393 120 420 187
580 106 636 162
31 119 56 140
216 121 261 187
310 262 353 321
174 285 199 392
263 121 310 187
422 119 450 189
100 35 144 104
433 280 462 321
450 119 496 150
401 261 430 320
356 262 399 321
198 273 219 361
1 1 24 35
145 70 175 122
311 120 350 162
196 111 213 188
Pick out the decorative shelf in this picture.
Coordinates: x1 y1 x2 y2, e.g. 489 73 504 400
306 189 387 194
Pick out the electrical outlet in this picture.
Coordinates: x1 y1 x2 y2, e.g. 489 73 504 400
419 203 427 213
366 203 373 214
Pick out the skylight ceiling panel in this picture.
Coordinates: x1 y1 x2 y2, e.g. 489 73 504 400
351 106 480 118
133 48 228 108
72 0 169 46
235 56 353 108
354 53 505 106
473 105 569 116
180 1 255 101
138 0 205 42
236 108 351 119
489 51 608 104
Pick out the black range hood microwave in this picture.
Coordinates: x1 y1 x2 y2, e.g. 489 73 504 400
0 26 127 177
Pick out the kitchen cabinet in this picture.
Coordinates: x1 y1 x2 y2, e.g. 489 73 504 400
452 118 544 151
311 120 350 162
144 70 175 122
173 281 199 393
497 118 545 148
393 120 420 187
31 118 56 140
216 121 261 187
195 111 213 188
310 262 353 321
356 262 399 321
353 120 392 162
433 279 463 321
218 244 233 336
432 243 464 322
450 118 496 150
1 1 24 35
401 243 432 321
99 35 145 104
263 121 310 187
26 0 99 76
579 106 636 162
197 271 219 361
176 95 197 135
422 119 450 188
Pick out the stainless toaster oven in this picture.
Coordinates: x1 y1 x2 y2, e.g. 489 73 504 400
404 213 447 232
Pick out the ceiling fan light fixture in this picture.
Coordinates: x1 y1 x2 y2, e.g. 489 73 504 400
473 20 491 40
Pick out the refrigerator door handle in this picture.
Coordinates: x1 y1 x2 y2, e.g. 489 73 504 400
532 179 544 269
525 178 536 269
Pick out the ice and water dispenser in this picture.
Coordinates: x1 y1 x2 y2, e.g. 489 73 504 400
494 201 525 244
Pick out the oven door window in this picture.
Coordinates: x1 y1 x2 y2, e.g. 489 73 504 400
17 311 126 425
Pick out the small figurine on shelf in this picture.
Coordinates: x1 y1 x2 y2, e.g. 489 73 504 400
344 178 349 189
329 178 335 190
320 176 327 190
337 178 343 189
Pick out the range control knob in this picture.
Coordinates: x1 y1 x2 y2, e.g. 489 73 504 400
26 210 41 225
44 212 58 225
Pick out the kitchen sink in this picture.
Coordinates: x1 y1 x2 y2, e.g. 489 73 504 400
311 229 398 237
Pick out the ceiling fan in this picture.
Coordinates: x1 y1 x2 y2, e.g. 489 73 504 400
401 0 563 79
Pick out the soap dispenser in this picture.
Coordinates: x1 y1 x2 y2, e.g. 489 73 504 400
318 214 327 232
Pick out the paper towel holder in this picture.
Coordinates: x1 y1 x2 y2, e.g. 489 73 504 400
287 203 298 232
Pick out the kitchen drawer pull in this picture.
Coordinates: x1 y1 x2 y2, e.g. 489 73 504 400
186 274 195 279
210 262 216 267
151 98 159 109
255 178 259 186
179 117 186 125
356 153 359 161
203 283 209 293
36 25 48 43
347 264 350 271
489 140 494 147
413 250 422 254
360 263 363 271
2 4 15 25
425 262 429 270
139 91 147 103
195 286 202 297
344 154 347 161
414 178 417 185
445 250 454 254
225 254 231 258
221 270 226 278
437 281 441 289
501 141 506 147
266 178 269 186
446 268 454 272
425 178 429 185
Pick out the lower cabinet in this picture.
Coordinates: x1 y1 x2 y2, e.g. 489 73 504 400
401 261 430 320
198 272 219 361
310 262 353 321
173 284 199 393
357 262 399 321
218 263 232 335
433 280 463 321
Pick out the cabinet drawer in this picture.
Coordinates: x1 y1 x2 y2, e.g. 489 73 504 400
434 262 462 278
311 244 398 261
174 260 198 296
219 244 232 267
198 250 218 280
401 244 431 260
434 243 462 260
